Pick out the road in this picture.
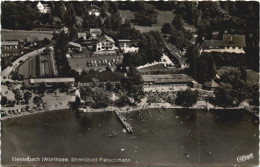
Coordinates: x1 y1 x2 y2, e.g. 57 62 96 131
1 46 53 82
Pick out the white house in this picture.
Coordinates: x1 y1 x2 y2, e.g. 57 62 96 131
68 42 82 52
95 35 115 55
37 2 51 14
89 28 102 39
88 4 101 16
118 39 139 53
60 26 69 34
77 32 87 40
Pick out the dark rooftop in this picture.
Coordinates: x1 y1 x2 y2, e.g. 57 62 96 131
204 34 246 48
143 74 193 84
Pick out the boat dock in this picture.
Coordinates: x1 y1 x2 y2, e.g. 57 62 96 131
114 110 133 133
244 106 259 118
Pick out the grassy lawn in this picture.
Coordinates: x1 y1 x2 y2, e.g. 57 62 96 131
1 29 53 42
119 10 175 33
246 69 259 83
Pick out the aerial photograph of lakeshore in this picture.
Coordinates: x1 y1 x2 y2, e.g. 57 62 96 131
1 1 259 166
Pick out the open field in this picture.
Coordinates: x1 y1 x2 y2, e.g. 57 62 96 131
119 10 175 33
68 55 122 72
246 69 259 83
1 29 53 42
18 51 57 78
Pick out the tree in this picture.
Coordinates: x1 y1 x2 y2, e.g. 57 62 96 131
69 27 78 41
186 47 217 83
124 66 144 103
172 14 184 29
23 92 32 102
214 87 234 107
1 96 8 106
2 2 39 30
72 95 81 110
33 96 42 106
43 38 50 45
123 52 143 67
239 66 247 81
38 83 46 95
133 2 158 26
92 88 111 108
106 82 113 91
115 91 130 107
161 23 173 35
139 32 163 64
54 31 71 76
13 89 23 100
169 28 191 50
175 89 198 107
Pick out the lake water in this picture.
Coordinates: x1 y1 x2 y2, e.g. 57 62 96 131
2 109 259 166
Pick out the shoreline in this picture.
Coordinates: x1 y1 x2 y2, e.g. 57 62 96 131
0 108 70 121
1 104 257 121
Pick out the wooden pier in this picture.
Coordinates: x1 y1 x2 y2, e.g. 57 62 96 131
244 106 259 118
114 110 133 133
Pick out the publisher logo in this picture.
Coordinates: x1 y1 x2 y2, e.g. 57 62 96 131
237 153 254 162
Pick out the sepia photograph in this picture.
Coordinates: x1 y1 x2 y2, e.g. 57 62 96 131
1 1 259 166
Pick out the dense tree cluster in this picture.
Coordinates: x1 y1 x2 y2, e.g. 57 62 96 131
121 66 144 103
54 31 72 76
117 19 142 40
2 2 39 30
133 2 158 26
138 31 164 63
186 45 248 83
161 14 193 50
185 46 216 83
80 87 112 108
122 31 164 67
213 68 258 107
175 89 198 107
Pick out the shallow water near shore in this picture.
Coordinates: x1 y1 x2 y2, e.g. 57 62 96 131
2 108 259 166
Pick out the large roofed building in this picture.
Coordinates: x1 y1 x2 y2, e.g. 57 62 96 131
1 40 21 58
200 34 246 54
24 78 75 88
89 28 102 39
95 35 116 56
165 43 189 69
29 78 75 84
143 74 193 86
142 74 196 92
37 2 51 14
118 39 139 53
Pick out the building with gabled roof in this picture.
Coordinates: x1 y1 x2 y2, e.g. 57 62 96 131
88 4 101 16
89 28 102 39
95 35 116 55
204 79 220 91
165 43 189 69
1 40 21 58
77 32 86 40
118 39 139 53
200 34 246 54
37 2 51 14
68 42 82 52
